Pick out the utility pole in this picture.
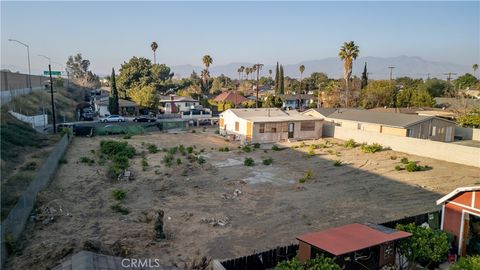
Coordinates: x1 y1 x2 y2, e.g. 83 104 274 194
443 72 458 97
254 63 264 108
49 64 57 133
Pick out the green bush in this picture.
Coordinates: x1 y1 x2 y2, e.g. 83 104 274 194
244 157 255 166
276 255 340 270
59 157 68 164
22 161 37 170
79 156 95 165
147 144 159 153
299 170 313 183
395 165 402 171
242 146 252 153
141 157 148 170
178 145 186 155
162 153 174 167
333 160 342 166
197 156 206 165
262 157 273 165
344 139 357 148
307 148 316 158
271 145 281 151
253 143 260 149
400 157 409 164
219 147 230 152
451 255 480 270
100 140 136 158
111 203 129 215
112 189 126 201
390 155 397 160
176 158 182 165
405 161 429 172
186 146 194 154
5 234 18 255
168 146 178 155
360 143 384 153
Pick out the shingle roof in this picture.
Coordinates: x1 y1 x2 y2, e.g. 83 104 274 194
214 91 249 105
225 108 319 123
159 95 198 102
307 108 445 128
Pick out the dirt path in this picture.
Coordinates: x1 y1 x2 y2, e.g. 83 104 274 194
7 129 480 269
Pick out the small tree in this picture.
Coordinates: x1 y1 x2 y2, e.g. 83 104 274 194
451 255 480 270
109 68 119 115
276 255 340 270
396 223 449 269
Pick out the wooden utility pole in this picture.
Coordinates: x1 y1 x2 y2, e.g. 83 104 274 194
49 64 57 133
388 66 396 81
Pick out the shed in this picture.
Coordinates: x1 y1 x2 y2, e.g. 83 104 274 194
437 186 480 256
297 223 411 269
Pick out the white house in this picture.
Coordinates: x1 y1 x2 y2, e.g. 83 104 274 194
159 95 199 114
219 108 323 144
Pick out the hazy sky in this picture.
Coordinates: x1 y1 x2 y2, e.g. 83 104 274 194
1 1 479 75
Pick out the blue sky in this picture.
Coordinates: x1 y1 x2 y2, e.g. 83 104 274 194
1 1 479 75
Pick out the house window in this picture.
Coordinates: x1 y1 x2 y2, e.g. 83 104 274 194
235 121 239 131
407 129 414 137
300 121 315 131
357 123 362 130
259 124 265 133
431 126 436 136
271 127 277 133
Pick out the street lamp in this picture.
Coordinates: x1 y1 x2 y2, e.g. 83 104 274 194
37 54 57 133
8 38 32 90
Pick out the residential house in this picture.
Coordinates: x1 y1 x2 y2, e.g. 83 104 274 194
159 95 199 114
279 94 315 110
296 223 411 269
219 108 323 144
214 91 249 107
437 186 480 256
93 96 139 116
304 108 457 142
369 107 457 120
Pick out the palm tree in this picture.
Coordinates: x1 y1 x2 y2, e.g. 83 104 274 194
239 66 245 80
237 68 242 82
299 65 305 94
269 69 272 79
339 41 360 107
202 55 213 92
151 41 158 64
473 64 478 78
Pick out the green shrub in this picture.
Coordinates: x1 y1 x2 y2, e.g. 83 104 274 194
253 143 260 149
360 143 384 153
186 146 194 154
147 144 159 153
111 203 129 215
176 158 182 165
276 255 340 270
141 157 148 170
112 189 126 201
395 165 402 171
219 147 230 152
214 130 220 134
400 157 409 164
242 146 252 153
168 146 178 155
79 156 95 165
178 145 186 155
5 234 18 255
333 160 342 166
100 140 136 158
197 156 206 165
59 157 68 164
451 255 480 270
344 139 357 148
262 157 273 165
162 153 174 167
299 170 313 183
271 145 280 151
405 161 430 172
22 161 37 170
123 134 132 139
307 148 316 158
390 155 397 160
244 157 255 166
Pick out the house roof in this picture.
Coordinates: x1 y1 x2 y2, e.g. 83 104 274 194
279 94 315 100
296 223 411 256
436 186 480 205
305 108 453 128
214 91 249 105
94 97 138 107
224 108 319 123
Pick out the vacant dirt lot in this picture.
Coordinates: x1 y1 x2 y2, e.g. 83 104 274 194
8 129 480 269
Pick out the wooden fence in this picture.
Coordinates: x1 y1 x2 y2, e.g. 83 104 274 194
220 244 298 270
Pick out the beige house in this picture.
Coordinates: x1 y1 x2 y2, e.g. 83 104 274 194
304 108 456 142
219 108 323 144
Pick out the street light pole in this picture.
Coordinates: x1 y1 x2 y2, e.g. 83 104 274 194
49 64 57 133
8 38 32 90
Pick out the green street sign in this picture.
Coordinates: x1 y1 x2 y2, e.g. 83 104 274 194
43 70 62 76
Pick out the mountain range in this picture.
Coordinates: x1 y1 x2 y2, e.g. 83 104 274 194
170 56 472 80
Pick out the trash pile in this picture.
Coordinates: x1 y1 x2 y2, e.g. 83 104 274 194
200 216 230 227
221 188 242 200
33 200 71 225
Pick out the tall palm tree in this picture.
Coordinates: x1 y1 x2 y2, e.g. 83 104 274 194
252 65 257 80
202 55 213 92
339 41 360 107
239 66 245 80
151 41 158 64
269 69 272 79
299 65 305 94
246 68 251 80
473 64 478 78
237 68 242 82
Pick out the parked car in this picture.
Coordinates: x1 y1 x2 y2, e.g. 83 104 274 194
100 115 125 123
102 125 126 135
133 115 156 122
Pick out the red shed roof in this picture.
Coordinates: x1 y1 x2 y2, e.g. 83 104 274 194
296 223 411 256
214 91 248 105
436 186 480 205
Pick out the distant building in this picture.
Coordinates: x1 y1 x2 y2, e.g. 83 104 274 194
219 108 323 144
279 94 315 110
437 186 480 256
94 96 139 116
159 95 199 114
304 108 456 142
214 91 249 106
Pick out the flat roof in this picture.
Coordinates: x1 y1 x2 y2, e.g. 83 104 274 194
296 223 411 256
225 108 320 123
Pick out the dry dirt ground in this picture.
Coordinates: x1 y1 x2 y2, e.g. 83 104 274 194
7 128 480 269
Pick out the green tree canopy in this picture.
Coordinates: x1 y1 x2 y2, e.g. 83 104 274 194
128 84 159 109
66 53 100 88
108 68 119 115
419 78 449 97
455 73 478 89
451 255 480 270
360 80 395 108
263 94 283 108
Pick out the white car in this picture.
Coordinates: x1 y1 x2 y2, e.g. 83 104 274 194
100 115 125 123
